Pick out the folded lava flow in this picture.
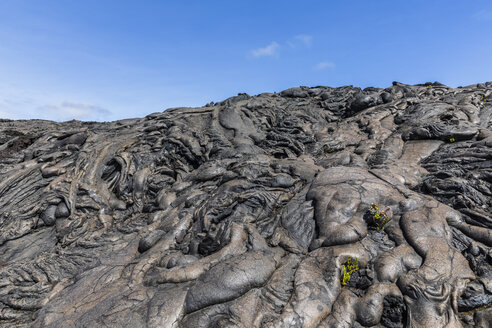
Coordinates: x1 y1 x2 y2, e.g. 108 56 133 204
0 82 491 327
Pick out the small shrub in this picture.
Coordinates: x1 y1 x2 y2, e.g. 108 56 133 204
370 203 392 230
449 137 455 143
341 257 359 286
323 145 341 155
480 94 487 108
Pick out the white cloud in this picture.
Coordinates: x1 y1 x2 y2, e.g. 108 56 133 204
37 102 111 121
250 35 314 58
315 61 336 70
0 86 112 121
474 9 492 21
287 34 313 48
0 94 112 122
0 109 14 119
293 34 313 47
0 97 33 120
251 42 280 58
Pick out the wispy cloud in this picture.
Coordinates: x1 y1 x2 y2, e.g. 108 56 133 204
315 61 336 70
251 34 314 59
37 102 111 121
0 109 13 120
0 94 36 120
473 9 492 21
251 42 280 58
289 34 313 48
0 91 112 121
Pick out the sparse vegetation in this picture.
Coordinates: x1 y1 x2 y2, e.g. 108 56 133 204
341 257 359 286
323 145 341 155
480 94 487 109
370 203 392 230
449 137 455 143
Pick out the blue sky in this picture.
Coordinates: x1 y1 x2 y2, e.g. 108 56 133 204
1 1 492 122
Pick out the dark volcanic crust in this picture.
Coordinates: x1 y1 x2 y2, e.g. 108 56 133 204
0 82 491 327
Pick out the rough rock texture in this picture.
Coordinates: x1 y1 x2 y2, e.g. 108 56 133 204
0 82 491 327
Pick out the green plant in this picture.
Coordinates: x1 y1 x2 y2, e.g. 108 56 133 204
341 257 359 286
323 145 340 154
480 95 487 108
449 137 455 143
370 203 392 230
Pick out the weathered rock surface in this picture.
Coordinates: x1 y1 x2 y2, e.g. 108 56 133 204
0 81 491 327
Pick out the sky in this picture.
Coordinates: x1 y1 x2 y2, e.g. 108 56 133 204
1 1 492 122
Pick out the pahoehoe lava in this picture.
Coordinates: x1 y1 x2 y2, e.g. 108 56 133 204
0 82 492 327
